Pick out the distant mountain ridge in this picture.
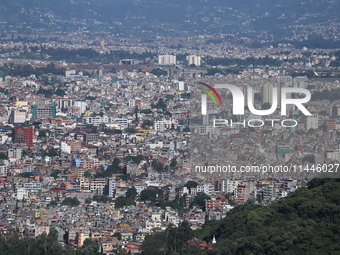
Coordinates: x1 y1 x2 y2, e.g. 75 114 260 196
0 0 339 39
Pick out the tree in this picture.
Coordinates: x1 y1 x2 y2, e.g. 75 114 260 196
55 88 66 97
150 68 167 77
151 160 164 172
140 189 163 203
124 155 145 164
141 221 193 255
183 126 190 132
93 195 112 203
45 147 58 157
48 200 58 207
142 119 153 129
50 170 61 179
262 102 272 110
308 128 315 134
96 158 122 177
126 187 137 200
142 232 166 255
156 98 167 109
115 196 134 208
124 127 137 133
142 163 148 171
303 154 315 163
79 238 101 255
319 110 328 115
38 130 47 138
170 157 178 170
140 173 148 177
185 181 198 189
0 152 8 160
62 197 80 206
84 171 92 178
112 232 122 240
190 192 211 211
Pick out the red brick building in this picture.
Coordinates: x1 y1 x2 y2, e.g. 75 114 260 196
12 125 34 146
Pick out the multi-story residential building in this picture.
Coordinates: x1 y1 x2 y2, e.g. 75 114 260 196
154 120 171 132
9 109 26 124
186 55 201 66
107 178 116 198
13 125 34 146
32 105 57 120
90 178 107 195
305 113 318 130
8 148 23 160
158 55 176 65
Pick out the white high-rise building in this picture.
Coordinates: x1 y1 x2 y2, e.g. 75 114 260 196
305 113 318 130
128 99 136 107
294 76 308 88
262 83 276 105
60 142 71 154
57 98 75 110
8 148 23 160
158 55 176 65
107 178 116 198
9 109 26 124
178 81 185 91
186 55 201 66
74 100 87 114
220 179 236 193
244 86 254 107
154 120 171 132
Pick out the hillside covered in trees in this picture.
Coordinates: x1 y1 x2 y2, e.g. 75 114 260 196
0 228 103 255
142 178 340 255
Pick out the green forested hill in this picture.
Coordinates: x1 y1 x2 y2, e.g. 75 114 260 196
142 178 340 255
199 178 340 254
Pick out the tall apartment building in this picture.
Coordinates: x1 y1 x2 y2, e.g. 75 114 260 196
74 100 87 114
305 113 318 130
158 55 176 65
186 55 201 66
234 182 250 204
107 178 116 198
154 120 171 132
32 105 56 120
262 83 278 106
57 98 75 110
9 109 26 124
84 133 98 143
8 148 23 160
90 178 107 195
294 76 308 88
12 125 34 146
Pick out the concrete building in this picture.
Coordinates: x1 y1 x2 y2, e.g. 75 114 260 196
262 83 278 106
305 113 318 130
106 178 116 198
74 100 87 114
84 133 99 143
8 148 23 160
57 98 75 110
9 109 26 124
32 105 57 120
154 120 171 132
13 125 34 146
186 55 201 66
158 55 176 65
